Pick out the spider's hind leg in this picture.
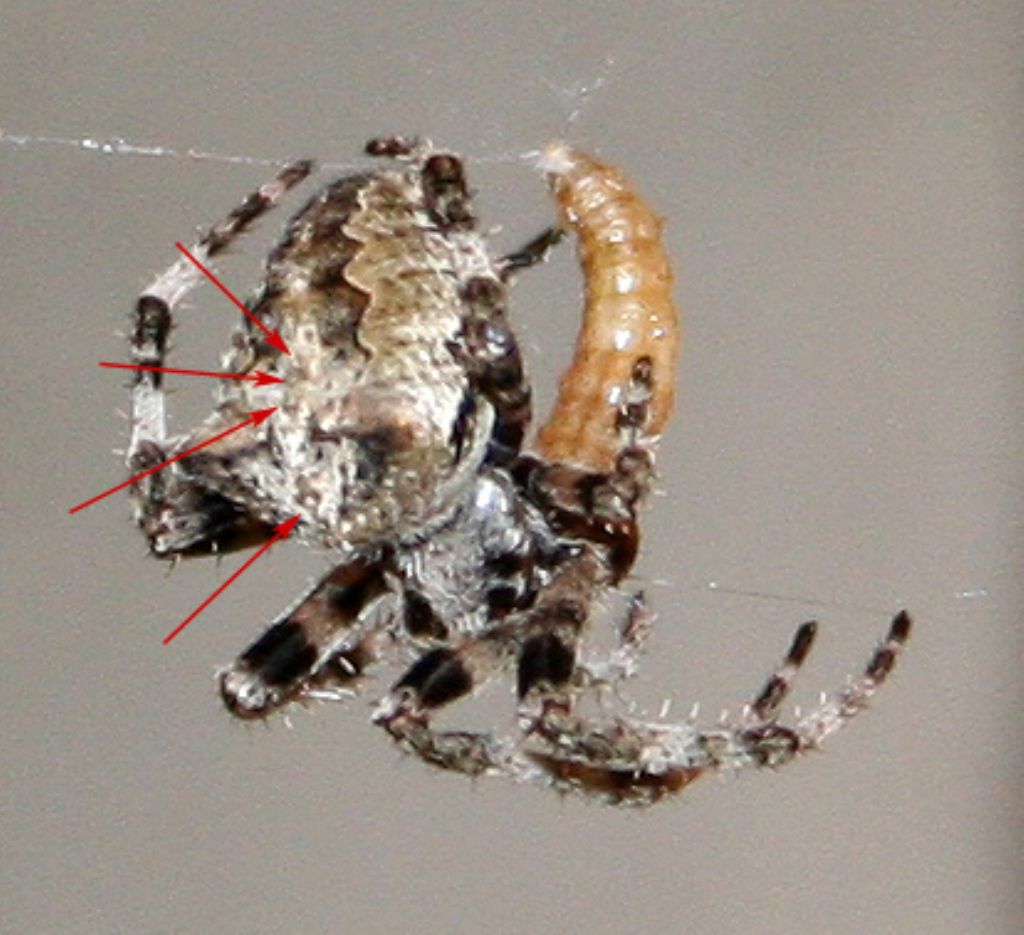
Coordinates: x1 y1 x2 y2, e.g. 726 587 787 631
794 610 911 748
129 158 313 451
746 620 818 724
522 613 912 804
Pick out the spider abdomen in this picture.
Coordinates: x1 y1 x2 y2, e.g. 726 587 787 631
212 156 507 550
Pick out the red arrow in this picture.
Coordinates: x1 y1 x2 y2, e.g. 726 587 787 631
163 515 300 644
68 407 276 514
99 361 284 387
175 242 290 355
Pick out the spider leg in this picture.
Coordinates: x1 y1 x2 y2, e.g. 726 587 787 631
372 625 519 777
128 160 313 557
521 612 912 805
514 352 660 582
573 590 653 691
512 451 649 584
454 276 532 466
220 554 392 719
513 549 601 705
795 610 912 747
745 620 818 723
129 159 313 451
499 354 658 727
498 226 564 280
373 547 603 778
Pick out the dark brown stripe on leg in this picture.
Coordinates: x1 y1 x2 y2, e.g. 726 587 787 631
403 590 448 640
518 633 575 698
750 621 818 721
422 153 475 230
132 296 172 387
395 649 474 709
220 557 389 718
220 620 318 718
204 159 314 256
239 620 319 687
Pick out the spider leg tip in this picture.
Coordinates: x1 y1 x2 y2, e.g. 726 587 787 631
890 610 912 643
789 621 819 664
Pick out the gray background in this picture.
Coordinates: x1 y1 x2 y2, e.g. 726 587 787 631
2 2 1020 933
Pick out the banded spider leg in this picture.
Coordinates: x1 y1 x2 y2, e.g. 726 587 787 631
522 611 912 804
220 554 395 718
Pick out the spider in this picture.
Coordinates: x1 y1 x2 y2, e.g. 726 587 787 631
127 135 910 805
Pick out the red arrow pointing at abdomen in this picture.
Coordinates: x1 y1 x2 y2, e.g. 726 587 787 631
163 514 300 644
68 407 276 514
99 362 284 386
175 242 290 355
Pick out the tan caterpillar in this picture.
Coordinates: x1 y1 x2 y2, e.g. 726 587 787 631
536 142 681 472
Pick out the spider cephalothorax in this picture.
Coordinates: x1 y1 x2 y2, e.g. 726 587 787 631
127 136 909 805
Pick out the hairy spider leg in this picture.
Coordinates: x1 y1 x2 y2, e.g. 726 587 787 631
522 612 912 804
220 553 394 718
451 224 568 467
572 590 653 690
127 161 313 557
795 610 912 747
371 548 606 777
372 624 519 777
453 275 533 468
746 621 818 723
488 353 657 737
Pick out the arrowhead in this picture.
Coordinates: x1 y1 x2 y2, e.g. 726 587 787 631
252 370 285 387
267 329 291 355
248 406 277 427
275 515 300 538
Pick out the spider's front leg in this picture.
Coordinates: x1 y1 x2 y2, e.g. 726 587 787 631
128 426 277 558
128 160 312 558
451 275 533 468
501 360 661 752
220 553 395 718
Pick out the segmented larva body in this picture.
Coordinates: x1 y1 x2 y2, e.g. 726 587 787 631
535 142 681 472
